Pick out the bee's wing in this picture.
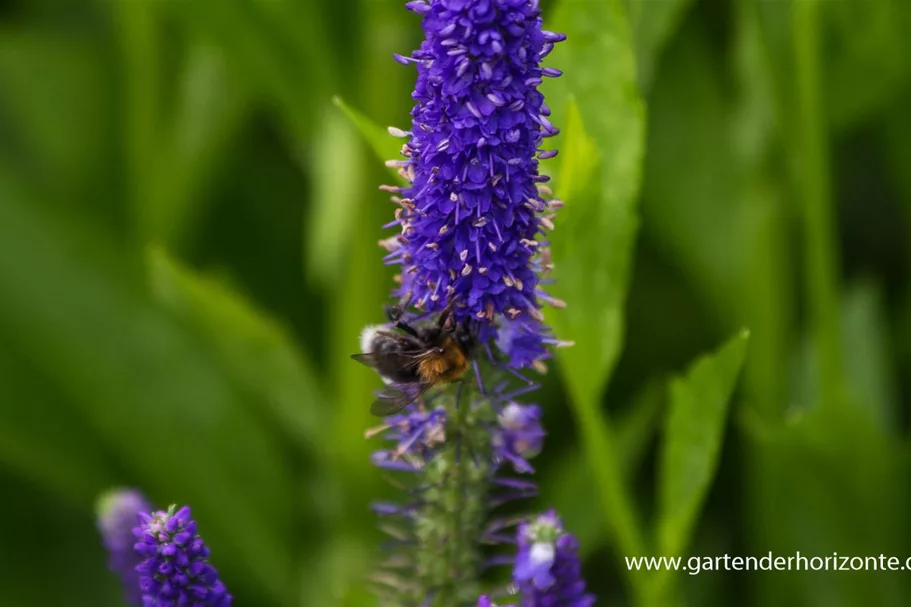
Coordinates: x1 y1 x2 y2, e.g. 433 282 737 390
369 383 426 417
351 352 384 369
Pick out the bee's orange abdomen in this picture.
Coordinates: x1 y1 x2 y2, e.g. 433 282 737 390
417 337 470 384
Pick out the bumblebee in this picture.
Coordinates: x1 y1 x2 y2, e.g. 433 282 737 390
352 304 477 416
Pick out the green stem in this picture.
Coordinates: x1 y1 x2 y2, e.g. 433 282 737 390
416 383 489 607
792 0 842 409
112 0 160 241
572 400 654 605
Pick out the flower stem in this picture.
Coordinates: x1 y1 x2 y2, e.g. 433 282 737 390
792 0 842 409
417 382 490 607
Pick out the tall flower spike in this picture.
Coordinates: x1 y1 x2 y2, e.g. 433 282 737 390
385 0 566 368
133 505 232 607
367 1 565 605
97 488 154 605
514 511 595 607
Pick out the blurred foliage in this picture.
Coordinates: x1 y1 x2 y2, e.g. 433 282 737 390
0 0 910 606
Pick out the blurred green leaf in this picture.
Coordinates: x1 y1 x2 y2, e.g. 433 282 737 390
658 330 749 558
0 473 123 607
823 0 908 131
149 45 251 246
629 0 698 90
0 346 115 508
616 378 666 475
554 98 599 207
0 175 296 606
334 96 406 183
641 27 749 321
744 405 905 606
147 247 328 453
163 0 334 143
543 0 648 590
841 282 898 432
112 0 161 237
306 104 367 287
546 0 645 408
0 31 111 211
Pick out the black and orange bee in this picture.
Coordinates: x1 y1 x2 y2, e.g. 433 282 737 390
352 303 477 416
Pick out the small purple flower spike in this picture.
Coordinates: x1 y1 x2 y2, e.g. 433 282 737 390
133 505 232 607
477 595 497 607
97 488 153 605
384 0 566 368
515 510 595 607
493 402 544 473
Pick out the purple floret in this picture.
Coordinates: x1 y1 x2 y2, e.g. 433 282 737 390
515 510 595 607
97 488 154 605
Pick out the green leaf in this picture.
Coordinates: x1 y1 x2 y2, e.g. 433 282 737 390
163 0 335 142
334 96 407 183
147 247 328 454
640 26 749 321
0 345 115 508
554 98 599 208
822 0 908 131
840 282 898 432
658 330 749 558
148 45 251 246
0 32 110 209
542 0 648 590
305 103 367 287
0 474 123 607
546 0 646 411
629 0 698 90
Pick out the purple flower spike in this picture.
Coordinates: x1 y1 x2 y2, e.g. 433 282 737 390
97 488 153 605
493 402 544 473
133 505 232 607
515 511 595 607
386 0 565 368
477 595 497 607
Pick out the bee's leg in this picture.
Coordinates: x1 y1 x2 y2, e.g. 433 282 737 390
385 304 404 323
436 298 459 329
386 305 423 339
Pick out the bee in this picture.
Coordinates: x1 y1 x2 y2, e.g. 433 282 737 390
352 303 477 416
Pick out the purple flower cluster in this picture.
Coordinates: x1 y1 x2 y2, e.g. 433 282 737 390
493 402 544 473
383 0 566 368
97 489 154 605
514 511 594 607
369 406 447 472
133 505 232 607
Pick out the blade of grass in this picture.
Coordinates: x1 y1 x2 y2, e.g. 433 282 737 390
792 0 842 410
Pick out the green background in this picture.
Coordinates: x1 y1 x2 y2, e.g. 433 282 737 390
1 0 910 605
